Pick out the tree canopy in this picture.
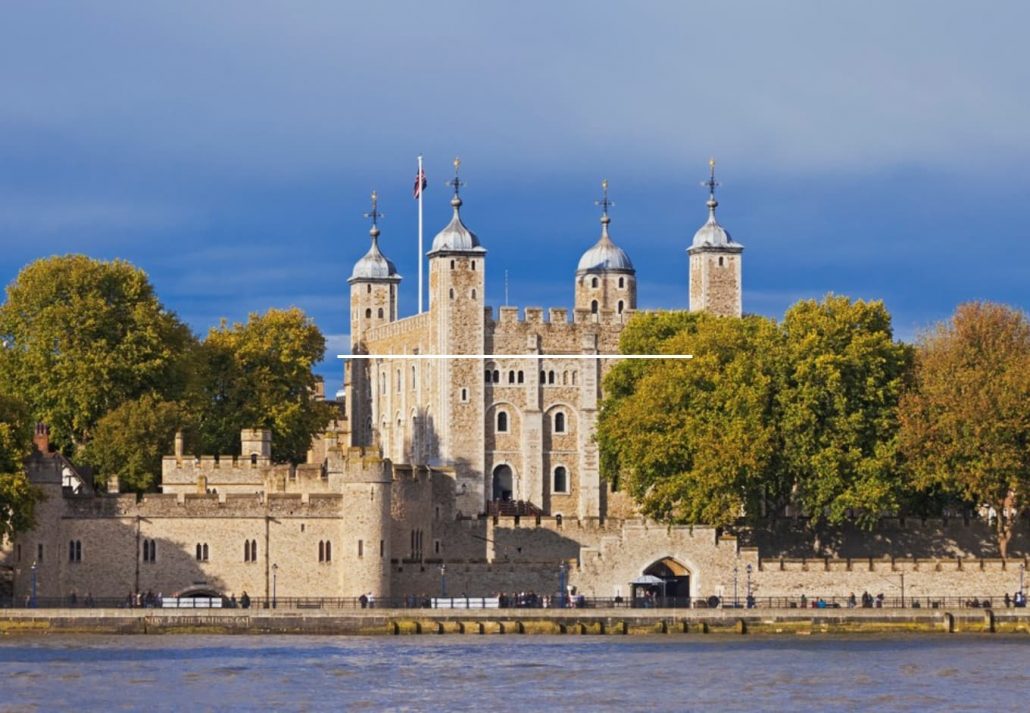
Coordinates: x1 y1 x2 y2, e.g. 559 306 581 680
82 395 183 492
0 391 38 543
898 302 1030 557
0 255 194 454
599 295 912 530
191 308 335 464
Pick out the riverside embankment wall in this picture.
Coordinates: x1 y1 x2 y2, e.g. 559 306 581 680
2 608 1029 636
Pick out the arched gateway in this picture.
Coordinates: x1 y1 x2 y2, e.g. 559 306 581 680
492 464 514 501
633 558 691 603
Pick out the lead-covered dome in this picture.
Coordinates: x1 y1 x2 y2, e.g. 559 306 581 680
429 195 484 254
690 200 742 251
577 216 634 273
349 227 400 281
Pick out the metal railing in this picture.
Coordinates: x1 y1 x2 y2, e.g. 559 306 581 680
2 594 1026 611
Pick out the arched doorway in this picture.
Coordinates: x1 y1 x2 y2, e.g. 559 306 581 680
638 558 691 604
492 464 513 501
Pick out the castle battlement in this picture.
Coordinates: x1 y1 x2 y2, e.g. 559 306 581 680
363 311 431 343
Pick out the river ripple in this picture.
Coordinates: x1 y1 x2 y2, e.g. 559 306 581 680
0 635 1027 711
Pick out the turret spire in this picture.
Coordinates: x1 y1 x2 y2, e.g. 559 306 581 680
595 178 614 237
446 156 465 210
702 157 719 218
364 190 384 240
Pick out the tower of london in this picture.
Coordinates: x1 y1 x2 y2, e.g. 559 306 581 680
3 164 751 605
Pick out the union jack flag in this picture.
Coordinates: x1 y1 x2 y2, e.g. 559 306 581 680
413 166 427 199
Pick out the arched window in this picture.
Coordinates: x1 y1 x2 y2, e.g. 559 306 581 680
562 371 568 385
554 411 566 433
508 370 515 384
196 543 202 560
378 307 384 319
553 466 568 493
396 369 401 392
548 370 556 384
449 288 455 299
540 370 546 383
497 410 508 432
203 543 209 561
619 276 625 289
471 288 477 299
68 540 81 562
250 453 258 466
325 540 332 562
450 259 455 269
460 388 468 402
412 365 417 389
719 256 724 266
142 539 156 563
617 300 624 314
472 260 477 270
485 369 492 382
591 276 599 288
517 371 524 384
250 540 257 561
318 541 325 562
245 541 251 562
571 371 577 385
365 308 372 319
367 284 372 294
492 370 500 383
591 300 598 314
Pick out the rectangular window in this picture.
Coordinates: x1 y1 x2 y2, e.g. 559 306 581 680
434 540 441 555
380 539 385 558
358 539 364 558
37 543 43 563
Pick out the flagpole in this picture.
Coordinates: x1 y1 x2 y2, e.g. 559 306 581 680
417 154 424 314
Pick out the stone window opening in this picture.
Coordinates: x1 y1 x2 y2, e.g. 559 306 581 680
719 256 724 267
243 539 257 562
396 368 402 393
492 369 500 383
365 308 372 319
555 513 564 526
380 539 385 558
450 259 455 269
618 276 625 289
142 539 156 563
571 371 577 385
250 453 258 466
196 543 209 561
37 543 43 562
497 410 509 432
434 540 441 554
617 300 624 314
68 540 82 562
554 411 566 433
591 276 599 288
471 260 477 270
540 370 545 384
411 365 416 390
553 466 569 493
460 387 469 402
378 307 384 319
358 539 364 558
548 370 556 384
449 288 455 299
508 370 515 384
562 371 568 385
591 300 598 314
517 370 524 383
367 284 372 294
471 288 477 299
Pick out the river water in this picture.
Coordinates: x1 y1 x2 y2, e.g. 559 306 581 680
1 635 1027 711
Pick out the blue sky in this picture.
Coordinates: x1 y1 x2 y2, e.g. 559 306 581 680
2 2 1028 397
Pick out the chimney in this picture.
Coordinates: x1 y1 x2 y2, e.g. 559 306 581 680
33 423 50 454
174 430 184 457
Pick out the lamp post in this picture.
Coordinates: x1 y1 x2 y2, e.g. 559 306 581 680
272 563 278 609
440 563 447 598
746 563 753 608
30 561 37 609
558 561 568 608
733 564 738 608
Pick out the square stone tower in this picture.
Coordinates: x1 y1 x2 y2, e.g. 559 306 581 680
688 161 743 318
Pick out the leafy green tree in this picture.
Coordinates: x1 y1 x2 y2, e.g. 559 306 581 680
0 255 195 453
898 302 1030 557
598 312 784 527
0 392 38 543
193 308 334 463
779 296 913 527
82 395 183 492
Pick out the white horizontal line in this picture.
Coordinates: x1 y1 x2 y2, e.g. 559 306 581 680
336 354 693 359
